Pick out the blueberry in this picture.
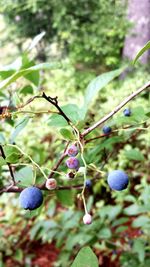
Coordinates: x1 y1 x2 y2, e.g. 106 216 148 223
102 125 112 134
46 178 57 190
66 157 79 170
107 170 129 191
85 179 92 188
19 186 43 210
67 145 78 157
123 108 131 117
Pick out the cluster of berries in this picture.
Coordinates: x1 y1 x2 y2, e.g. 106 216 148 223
19 109 131 224
19 170 129 222
66 145 79 170
102 108 131 135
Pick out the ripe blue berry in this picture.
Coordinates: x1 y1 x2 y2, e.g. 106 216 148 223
123 108 131 117
85 179 92 188
67 145 78 157
102 125 112 134
19 186 43 210
107 170 129 191
66 157 79 170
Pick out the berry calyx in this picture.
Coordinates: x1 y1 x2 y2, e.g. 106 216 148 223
46 178 57 190
107 170 129 191
83 213 92 225
66 157 79 170
67 145 78 157
123 108 131 117
102 125 112 134
66 172 75 179
19 186 43 210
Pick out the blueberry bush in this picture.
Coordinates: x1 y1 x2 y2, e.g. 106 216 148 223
0 32 149 267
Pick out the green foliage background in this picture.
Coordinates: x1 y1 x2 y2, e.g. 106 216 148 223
0 1 149 267
1 0 128 67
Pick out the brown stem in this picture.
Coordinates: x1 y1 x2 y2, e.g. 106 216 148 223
85 123 148 144
0 184 84 194
40 141 70 189
0 145 16 185
81 81 150 137
42 92 71 124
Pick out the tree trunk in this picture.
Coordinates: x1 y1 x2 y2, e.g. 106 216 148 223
123 0 150 63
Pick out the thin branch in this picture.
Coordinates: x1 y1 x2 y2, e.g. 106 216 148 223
18 95 42 109
42 92 71 124
85 123 149 144
85 133 112 144
0 184 83 194
81 81 150 137
16 110 59 115
0 145 16 185
40 141 70 189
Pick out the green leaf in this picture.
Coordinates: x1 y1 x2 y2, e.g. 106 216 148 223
65 234 92 251
59 128 74 140
20 85 33 95
62 104 83 123
4 145 21 163
115 226 128 233
132 216 150 228
48 114 68 127
133 41 150 64
99 205 122 221
6 153 21 163
56 190 74 207
124 149 145 161
133 239 145 262
14 166 34 186
0 134 6 145
0 157 6 166
0 62 61 90
83 67 125 116
27 32 46 51
124 204 141 215
98 228 111 239
71 247 98 267
10 116 30 143
24 70 40 86
14 249 23 263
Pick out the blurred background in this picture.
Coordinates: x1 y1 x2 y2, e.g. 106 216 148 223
0 0 150 266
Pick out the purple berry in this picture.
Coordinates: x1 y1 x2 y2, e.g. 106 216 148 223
66 157 79 170
102 125 112 134
123 108 131 117
107 170 129 191
67 145 78 157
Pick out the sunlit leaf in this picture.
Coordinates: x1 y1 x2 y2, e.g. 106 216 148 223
133 41 150 64
71 247 98 267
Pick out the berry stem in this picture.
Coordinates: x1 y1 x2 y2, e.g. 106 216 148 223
0 145 16 185
81 80 150 137
7 144 48 180
72 125 88 214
